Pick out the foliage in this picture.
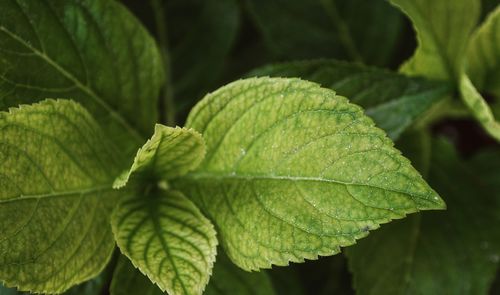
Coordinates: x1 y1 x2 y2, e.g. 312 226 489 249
0 0 498 294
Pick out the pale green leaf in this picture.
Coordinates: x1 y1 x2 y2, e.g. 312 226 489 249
246 0 403 66
390 0 480 80
174 77 444 271
459 73 500 141
0 0 164 155
110 257 163 295
346 138 500 295
113 125 205 188
0 99 121 293
467 5 500 97
111 190 217 295
247 60 450 139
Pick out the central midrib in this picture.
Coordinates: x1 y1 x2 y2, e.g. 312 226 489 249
181 172 434 201
0 184 114 204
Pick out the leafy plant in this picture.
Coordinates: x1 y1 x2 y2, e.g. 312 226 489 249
0 0 498 294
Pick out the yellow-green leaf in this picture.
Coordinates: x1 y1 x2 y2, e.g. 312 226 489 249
111 190 217 295
0 99 121 293
113 125 205 188
175 77 444 271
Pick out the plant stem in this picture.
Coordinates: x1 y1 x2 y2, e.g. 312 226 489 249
151 0 176 126
320 0 363 63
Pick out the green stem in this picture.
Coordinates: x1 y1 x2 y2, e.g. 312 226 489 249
320 0 363 63
151 0 176 126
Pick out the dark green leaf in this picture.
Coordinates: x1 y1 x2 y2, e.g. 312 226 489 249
0 0 164 155
246 0 403 66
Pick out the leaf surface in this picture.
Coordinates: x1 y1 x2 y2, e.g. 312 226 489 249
467 5 500 97
0 0 164 155
0 99 121 293
175 77 444 271
248 60 449 139
346 138 500 295
113 125 205 188
111 190 217 295
390 0 480 80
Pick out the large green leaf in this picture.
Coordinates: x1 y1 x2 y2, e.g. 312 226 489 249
165 0 240 115
346 138 500 295
0 0 164 155
246 0 403 66
467 5 500 98
174 77 444 271
0 99 121 293
111 189 217 295
390 0 480 80
459 74 500 141
247 60 449 139
113 125 205 188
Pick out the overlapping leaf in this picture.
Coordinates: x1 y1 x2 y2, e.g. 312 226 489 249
0 0 164 155
390 0 480 80
248 60 449 139
111 189 217 295
346 138 500 295
174 77 444 271
113 125 205 188
0 99 121 293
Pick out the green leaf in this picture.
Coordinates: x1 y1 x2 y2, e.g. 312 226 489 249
166 0 240 114
346 138 500 295
390 0 480 80
174 77 444 271
113 125 205 188
0 0 164 155
204 253 276 295
110 257 163 295
111 189 217 295
246 0 403 66
247 60 449 140
0 99 121 293
459 74 500 141
467 5 500 98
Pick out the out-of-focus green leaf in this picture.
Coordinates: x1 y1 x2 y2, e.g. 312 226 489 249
390 0 480 81
246 0 403 66
467 6 500 98
166 0 240 115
